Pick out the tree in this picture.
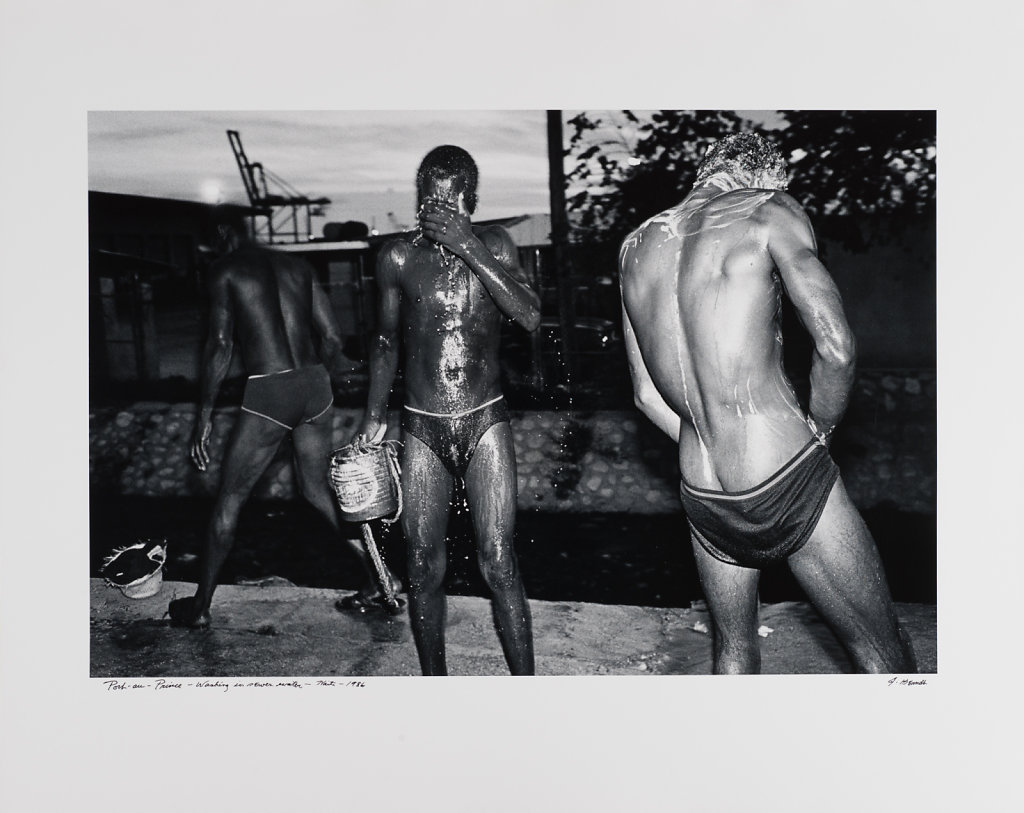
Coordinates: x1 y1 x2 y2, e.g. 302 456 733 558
565 109 936 249
778 110 935 244
566 110 747 245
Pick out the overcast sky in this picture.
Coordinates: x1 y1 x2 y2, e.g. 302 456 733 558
89 110 555 233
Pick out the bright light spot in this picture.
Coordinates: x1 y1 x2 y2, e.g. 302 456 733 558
627 157 642 166
200 181 222 204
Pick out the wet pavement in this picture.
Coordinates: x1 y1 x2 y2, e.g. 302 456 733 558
90 579 937 677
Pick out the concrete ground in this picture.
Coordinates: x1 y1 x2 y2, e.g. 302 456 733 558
91 579 937 677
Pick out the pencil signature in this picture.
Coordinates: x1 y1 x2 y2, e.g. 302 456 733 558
887 675 928 687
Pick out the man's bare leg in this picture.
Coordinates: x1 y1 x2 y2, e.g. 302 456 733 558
787 479 917 673
169 412 287 627
691 538 762 674
401 434 454 675
291 415 401 600
465 423 534 675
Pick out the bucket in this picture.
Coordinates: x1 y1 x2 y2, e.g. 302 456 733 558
102 539 167 599
329 440 401 523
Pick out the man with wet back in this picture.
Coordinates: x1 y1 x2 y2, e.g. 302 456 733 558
167 209 401 628
356 145 540 675
619 132 916 674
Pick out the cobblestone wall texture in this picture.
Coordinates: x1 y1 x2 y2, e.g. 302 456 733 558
90 371 935 515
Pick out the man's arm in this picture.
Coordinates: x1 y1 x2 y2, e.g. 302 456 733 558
621 300 681 442
355 241 404 443
767 193 856 442
191 265 234 471
310 273 361 385
420 204 541 331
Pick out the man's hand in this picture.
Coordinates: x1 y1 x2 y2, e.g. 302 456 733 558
419 198 476 257
806 415 835 447
355 414 387 448
190 418 213 472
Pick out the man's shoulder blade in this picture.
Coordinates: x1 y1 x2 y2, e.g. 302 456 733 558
378 237 413 269
758 189 804 218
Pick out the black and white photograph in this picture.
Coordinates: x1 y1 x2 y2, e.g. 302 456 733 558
86 109 937 678
2 2 1020 811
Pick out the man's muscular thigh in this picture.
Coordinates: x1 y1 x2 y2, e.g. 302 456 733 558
466 422 517 490
401 434 454 529
465 423 517 546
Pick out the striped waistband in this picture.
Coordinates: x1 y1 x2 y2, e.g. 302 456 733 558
247 368 296 380
680 437 825 502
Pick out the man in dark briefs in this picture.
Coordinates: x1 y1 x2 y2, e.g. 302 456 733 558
168 209 400 628
356 146 540 675
619 133 916 674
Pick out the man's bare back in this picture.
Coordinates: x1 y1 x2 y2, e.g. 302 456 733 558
620 133 914 673
170 217 398 629
621 183 853 493
211 245 324 375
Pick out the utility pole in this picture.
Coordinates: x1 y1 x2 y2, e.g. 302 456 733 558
547 110 577 389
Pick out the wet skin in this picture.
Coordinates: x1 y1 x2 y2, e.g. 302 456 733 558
168 234 399 629
619 171 916 674
358 187 540 674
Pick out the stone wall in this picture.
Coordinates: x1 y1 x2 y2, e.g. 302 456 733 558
89 371 936 514
89 405 683 511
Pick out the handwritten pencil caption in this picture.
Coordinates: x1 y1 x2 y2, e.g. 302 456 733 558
103 678 366 692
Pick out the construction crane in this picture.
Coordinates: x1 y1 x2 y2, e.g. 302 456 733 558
227 130 330 244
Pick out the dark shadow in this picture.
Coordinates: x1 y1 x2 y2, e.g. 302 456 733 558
92 497 935 609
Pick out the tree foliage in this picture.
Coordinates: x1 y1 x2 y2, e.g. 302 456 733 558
778 109 936 226
566 110 745 244
565 109 936 248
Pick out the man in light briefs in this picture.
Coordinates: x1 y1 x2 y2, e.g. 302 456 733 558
167 208 401 629
619 132 916 673
356 145 540 675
